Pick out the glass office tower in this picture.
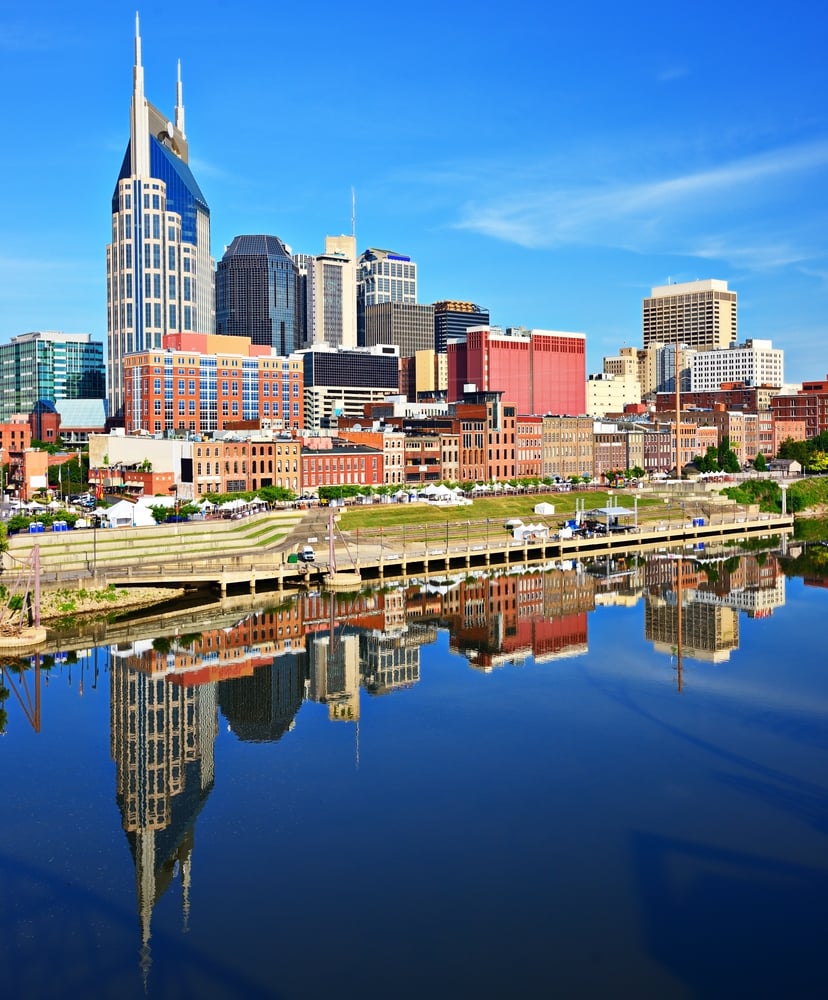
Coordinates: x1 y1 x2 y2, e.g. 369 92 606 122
216 235 300 355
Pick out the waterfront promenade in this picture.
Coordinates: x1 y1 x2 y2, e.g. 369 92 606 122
4 502 794 600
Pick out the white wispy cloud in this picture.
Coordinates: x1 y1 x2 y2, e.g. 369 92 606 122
452 140 828 269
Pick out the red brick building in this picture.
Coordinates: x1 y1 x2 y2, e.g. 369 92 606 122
300 437 384 492
123 333 304 437
447 327 586 417
771 376 828 439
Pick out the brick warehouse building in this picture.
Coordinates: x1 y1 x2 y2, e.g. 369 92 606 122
447 327 585 417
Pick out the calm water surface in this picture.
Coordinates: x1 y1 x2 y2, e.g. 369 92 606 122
2 548 827 998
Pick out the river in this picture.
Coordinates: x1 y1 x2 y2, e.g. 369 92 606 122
2 540 827 998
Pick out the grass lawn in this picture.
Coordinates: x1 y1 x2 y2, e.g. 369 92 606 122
337 490 666 538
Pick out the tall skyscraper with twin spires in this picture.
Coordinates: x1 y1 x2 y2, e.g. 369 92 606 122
106 15 214 423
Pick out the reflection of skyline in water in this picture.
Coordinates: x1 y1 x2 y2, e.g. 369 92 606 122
2 544 824 996
643 549 786 663
4 548 793 989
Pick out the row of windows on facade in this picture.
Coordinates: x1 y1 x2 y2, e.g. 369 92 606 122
115 273 196 302
111 242 194 275
137 379 300 396
196 479 299 495
305 458 379 470
195 445 299 457
359 262 415 279
116 183 164 212
363 278 416 295
142 400 299 416
116 306 196 339
196 460 297 475
144 360 298 371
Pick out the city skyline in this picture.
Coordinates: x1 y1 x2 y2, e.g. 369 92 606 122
1 1 826 383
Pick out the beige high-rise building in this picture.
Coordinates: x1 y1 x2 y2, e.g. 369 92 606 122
305 235 357 349
643 279 736 350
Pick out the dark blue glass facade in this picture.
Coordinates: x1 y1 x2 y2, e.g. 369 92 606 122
216 235 300 354
112 139 209 245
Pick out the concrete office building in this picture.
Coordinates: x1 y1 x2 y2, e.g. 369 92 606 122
303 236 357 350
643 279 736 350
363 302 435 357
585 372 641 417
357 248 417 344
690 339 783 392
107 15 214 421
301 345 400 431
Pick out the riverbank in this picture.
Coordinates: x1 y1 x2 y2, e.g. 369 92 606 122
38 583 185 623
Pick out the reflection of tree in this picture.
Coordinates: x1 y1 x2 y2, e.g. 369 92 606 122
779 543 828 580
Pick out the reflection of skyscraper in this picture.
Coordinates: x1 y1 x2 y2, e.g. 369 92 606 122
218 654 305 741
645 593 739 663
110 656 217 983
307 630 360 721
359 629 427 695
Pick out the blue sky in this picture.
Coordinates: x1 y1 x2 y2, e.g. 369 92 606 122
0 0 826 383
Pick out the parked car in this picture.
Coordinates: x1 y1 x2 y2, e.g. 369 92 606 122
298 545 316 562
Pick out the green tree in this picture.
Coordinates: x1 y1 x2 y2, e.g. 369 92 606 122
753 451 767 471
778 437 809 465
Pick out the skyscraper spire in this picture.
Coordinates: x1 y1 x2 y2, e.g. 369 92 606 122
130 10 149 176
175 58 185 137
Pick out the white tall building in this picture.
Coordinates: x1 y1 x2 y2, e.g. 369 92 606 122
690 339 784 391
643 279 736 350
356 247 418 343
357 247 417 306
303 235 357 350
106 16 214 421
